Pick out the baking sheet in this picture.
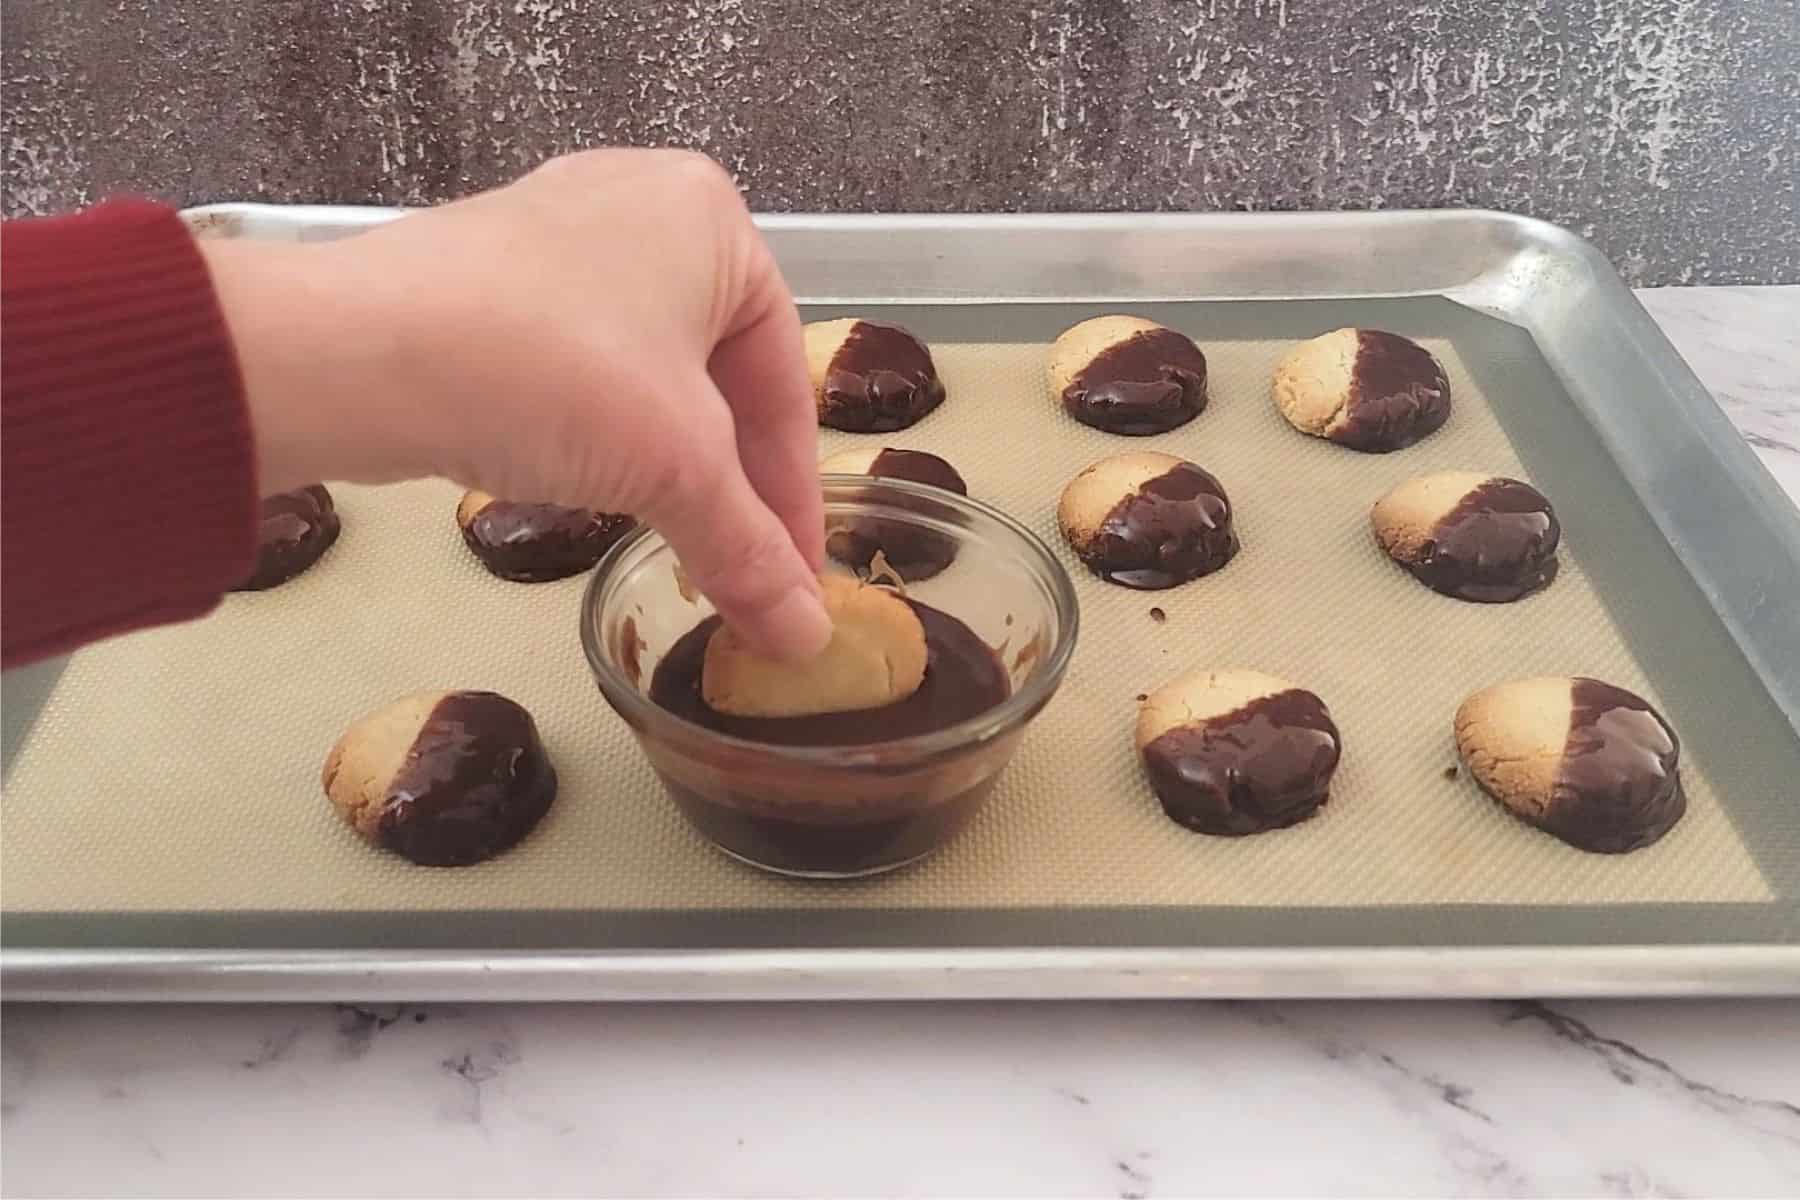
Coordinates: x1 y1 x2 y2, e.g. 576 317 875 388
3 301 1789 928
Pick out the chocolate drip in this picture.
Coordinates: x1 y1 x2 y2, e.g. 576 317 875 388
1063 328 1208 435
1542 678 1685 853
463 500 636 583
1335 331 1451 452
379 691 558 867
1142 689 1342 836
825 449 967 580
235 485 341 592
1083 463 1238 589
821 322 946 432
1405 478 1560 602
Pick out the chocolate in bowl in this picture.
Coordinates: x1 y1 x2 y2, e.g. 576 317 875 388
582 477 1079 877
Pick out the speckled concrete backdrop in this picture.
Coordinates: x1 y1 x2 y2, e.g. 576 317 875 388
3 0 1796 283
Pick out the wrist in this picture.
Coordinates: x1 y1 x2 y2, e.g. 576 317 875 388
198 235 437 493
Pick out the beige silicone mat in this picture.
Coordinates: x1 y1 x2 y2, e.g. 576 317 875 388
0 304 1779 917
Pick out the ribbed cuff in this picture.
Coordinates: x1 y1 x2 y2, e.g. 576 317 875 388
2 198 257 666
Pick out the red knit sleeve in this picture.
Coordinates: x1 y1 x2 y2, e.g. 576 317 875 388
2 199 258 668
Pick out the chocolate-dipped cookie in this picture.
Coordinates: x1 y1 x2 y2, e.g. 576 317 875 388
234 485 341 591
1454 676 1685 854
322 689 558 867
805 318 946 432
820 446 967 581
456 489 636 583
1049 315 1209 435
1372 471 1560 602
1057 451 1239 589
1136 669 1343 836
1273 328 1451 452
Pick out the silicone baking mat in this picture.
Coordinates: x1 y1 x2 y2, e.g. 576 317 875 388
5 298 1796 937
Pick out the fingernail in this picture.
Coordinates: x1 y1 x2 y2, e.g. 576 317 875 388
760 585 833 661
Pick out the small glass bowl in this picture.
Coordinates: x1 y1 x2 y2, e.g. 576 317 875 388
581 476 1080 878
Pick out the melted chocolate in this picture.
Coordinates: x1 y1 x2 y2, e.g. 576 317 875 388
647 601 1011 875
235 485 340 591
1404 478 1561 603
1141 689 1342 836
463 500 636 583
1334 330 1452 452
820 322 946 432
1082 463 1238 589
1539 678 1685 853
1063 328 1209 435
825 449 967 581
378 691 558 867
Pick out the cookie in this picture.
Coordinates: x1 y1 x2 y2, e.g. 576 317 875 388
322 689 558 867
1136 669 1343 836
1057 451 1239 589
234 485 341 591
820 446 967 581
804 318 946 432
1372 471 1560 602
702 574 928 718
1049 315 1209 435
1454 676 1685 853
1272 328 1451 452
456 489 637 583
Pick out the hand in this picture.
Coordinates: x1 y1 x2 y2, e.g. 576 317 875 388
201 149 830 659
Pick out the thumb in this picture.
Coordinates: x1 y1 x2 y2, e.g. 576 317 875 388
639 400 832 662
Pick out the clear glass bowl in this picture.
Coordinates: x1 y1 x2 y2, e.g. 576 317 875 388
581 476 1080 877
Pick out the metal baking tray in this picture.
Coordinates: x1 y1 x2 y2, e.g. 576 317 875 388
4 205 1798 1001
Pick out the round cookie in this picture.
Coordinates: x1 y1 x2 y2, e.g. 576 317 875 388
1272 328 1451 452
457 489 637 583
1048 315 1209 435
1372 471 1560 602
1057 451 1239 589
1136 669 1343 836
322 689 558 867
1454 676 1685 854
820 446 967 581
804 318 946 432
234 485 341 591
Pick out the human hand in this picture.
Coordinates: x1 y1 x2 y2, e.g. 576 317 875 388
202 149 830 659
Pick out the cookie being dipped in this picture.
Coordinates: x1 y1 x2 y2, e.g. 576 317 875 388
322 689 558 867
702 574 928 718
457 489 637 583
1273 328 1451 452
1372 471 1560 602
1136 669 1343 836
1049 315 1209 435
1058 451 1238 589
820 446 967 581
1454 676 1685 854
805 318 946 432
234 485 341 591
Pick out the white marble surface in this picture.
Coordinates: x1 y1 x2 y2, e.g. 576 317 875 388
4 286 1798 1200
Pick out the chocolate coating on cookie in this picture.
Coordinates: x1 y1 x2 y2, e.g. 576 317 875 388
1058 452 1238 590
457 489 636 583
234 485 340 591
806 318 946 432
1273 328 1451 452
1373 471 1560 602
1136 669 1342 836
322 689 558 867
1050 316 1209 435
821 447 967 581
1455 676 1684 854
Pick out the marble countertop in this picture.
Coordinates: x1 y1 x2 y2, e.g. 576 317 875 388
4 286 1797 1199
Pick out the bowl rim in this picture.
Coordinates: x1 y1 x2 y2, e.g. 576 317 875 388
579 475 1081 766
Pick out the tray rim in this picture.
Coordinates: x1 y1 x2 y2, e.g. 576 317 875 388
6 204 1797 1001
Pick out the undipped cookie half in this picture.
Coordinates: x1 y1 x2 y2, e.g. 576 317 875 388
1372 470 1560 602
1049 315 1209 435
323 689 558 866
805 318 946 432
1136 669 1343 836
1273 328 1451 452
1058 451 1239 589
1454 676 1685 853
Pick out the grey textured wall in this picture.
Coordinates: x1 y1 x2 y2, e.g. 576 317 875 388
3 0 1796 285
